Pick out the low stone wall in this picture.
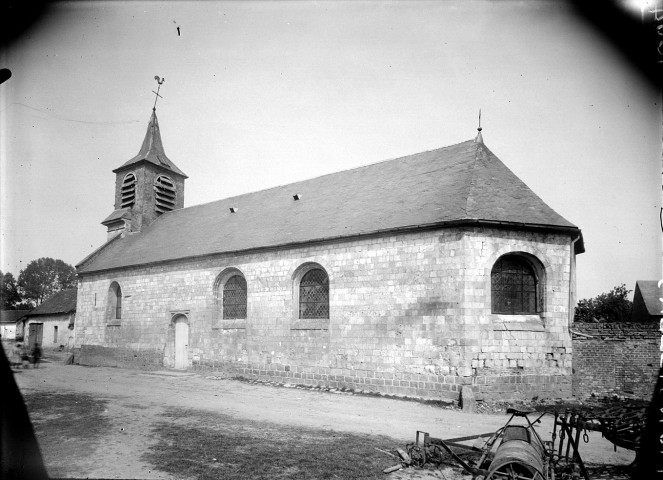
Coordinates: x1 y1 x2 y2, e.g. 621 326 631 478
572 323 659 399
75 342 570 401
77 344 164 370
187 359 569 401
77 322 660 402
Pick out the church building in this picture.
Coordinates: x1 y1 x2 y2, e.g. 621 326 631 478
74 105 584 402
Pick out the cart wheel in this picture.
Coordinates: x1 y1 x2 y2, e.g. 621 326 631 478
485 460 545 480
407 445 426 467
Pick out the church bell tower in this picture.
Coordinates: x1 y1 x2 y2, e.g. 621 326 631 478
102 77 187 239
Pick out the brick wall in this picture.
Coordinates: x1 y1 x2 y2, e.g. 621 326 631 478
76 226 575 401
572 323 660 399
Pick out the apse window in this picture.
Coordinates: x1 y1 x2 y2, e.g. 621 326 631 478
299 268 329 319
120 173 136 208
154 175 176 213
491 255 539 314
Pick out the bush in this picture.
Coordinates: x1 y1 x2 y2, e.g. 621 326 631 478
574 284 633 322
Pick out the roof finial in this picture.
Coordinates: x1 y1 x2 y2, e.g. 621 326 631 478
152 76 165 111
475 108 484 144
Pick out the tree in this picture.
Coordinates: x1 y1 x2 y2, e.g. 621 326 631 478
17 258 76 307
574 284 633 323
0 270 22 309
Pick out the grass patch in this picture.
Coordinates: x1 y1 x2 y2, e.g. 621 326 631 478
23 392 111 478
143 408 400 479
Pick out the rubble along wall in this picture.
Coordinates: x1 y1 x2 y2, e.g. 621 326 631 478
572 323 660 399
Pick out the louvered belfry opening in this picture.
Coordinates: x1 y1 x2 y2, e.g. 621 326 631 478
223 275 247 319
299 268 329 319
154 175 176 213
491 256 538 314
120 173 136 208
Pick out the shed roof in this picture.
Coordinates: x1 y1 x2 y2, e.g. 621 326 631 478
102 207 131 226
78 138 582 274
0 310 30 324
634 280 663 317
27 288 78 316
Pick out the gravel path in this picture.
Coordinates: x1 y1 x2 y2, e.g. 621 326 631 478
13 351 635 479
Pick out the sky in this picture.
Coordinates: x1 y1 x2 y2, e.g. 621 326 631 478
1 1 661 300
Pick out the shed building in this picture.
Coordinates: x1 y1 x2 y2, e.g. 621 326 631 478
22 288 77 349
631 280 663 323
0 310 30 340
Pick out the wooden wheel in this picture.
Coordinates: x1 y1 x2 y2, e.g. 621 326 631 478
486 460 545 480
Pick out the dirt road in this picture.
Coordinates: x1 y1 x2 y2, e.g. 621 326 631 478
13 352 635 479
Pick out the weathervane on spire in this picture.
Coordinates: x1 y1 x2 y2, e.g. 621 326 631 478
475 109 484 144
152 76 165 111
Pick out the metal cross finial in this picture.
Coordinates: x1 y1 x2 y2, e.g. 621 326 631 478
152 75 165 111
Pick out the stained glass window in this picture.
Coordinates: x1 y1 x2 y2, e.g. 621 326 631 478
491 256 538 314
223 275 247 319
299 269 329 319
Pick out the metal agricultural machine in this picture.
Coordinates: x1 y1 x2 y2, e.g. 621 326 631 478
406 406 592 480
399 401 646 479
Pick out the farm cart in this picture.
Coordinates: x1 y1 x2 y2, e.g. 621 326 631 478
406 406 591 480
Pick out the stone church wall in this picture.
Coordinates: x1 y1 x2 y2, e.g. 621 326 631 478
75 226 574 402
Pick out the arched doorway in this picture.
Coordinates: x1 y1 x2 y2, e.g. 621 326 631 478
172 314 189 370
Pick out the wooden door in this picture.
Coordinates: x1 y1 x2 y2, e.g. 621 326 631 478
174 317 189 369
28 323 43 348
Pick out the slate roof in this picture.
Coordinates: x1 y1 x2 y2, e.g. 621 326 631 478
633 280 662 317
113 110 187 178
27 288 78 316
78 138 583 274
102 207 131 225
0 310 30 324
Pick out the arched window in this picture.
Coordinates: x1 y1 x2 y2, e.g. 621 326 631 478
107 282 122 325
213 269 248 328
120 173 136 208
491 255 538 314
222 275 247 319
154 175 176 213
299 268 329 319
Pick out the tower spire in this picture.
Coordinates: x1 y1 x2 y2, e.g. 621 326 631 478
475 109 484 144
152 75 165 111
